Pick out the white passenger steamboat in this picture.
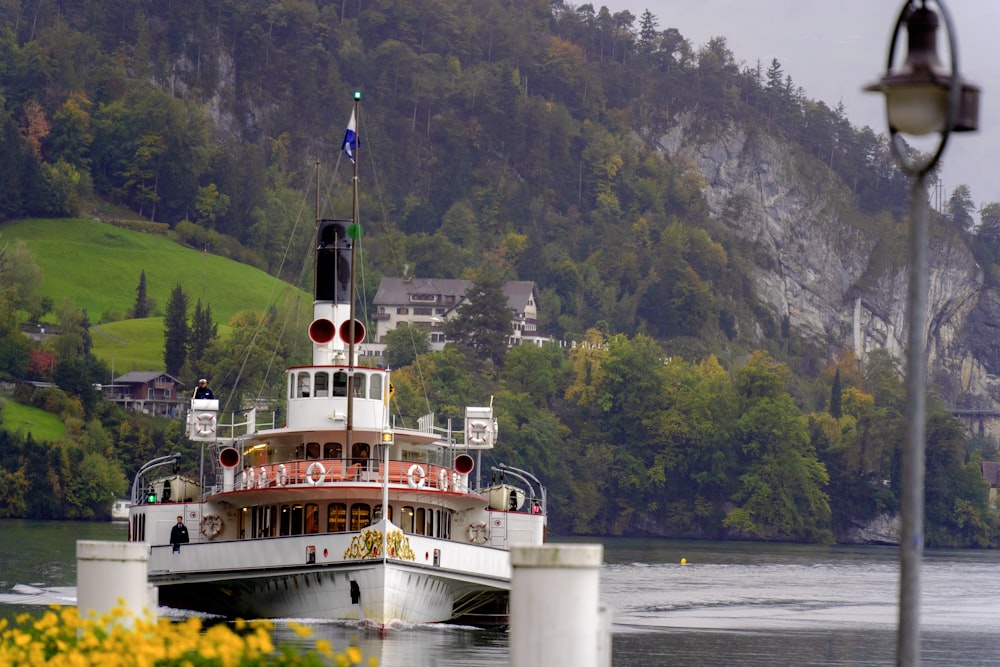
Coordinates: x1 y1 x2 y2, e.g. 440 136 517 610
127 99 546 627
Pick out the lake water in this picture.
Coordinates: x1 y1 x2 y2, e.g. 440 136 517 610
2 520 1000 665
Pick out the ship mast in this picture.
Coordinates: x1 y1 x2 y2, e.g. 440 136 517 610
346 92 361 452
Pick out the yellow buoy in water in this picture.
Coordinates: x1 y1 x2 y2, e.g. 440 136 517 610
680 557 687 565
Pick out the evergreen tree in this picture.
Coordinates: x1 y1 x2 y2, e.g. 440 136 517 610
444 274 511 366
163 284 188 375
947 184 976 232
830 368 842 419
188 299 217 376
133 270 150 318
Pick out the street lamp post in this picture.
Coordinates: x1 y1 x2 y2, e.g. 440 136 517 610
864 2 979 665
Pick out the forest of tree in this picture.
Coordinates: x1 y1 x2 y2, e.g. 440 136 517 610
1 1 998 543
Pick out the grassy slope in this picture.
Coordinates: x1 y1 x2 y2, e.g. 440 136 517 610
1 218 310 371
1 399 66 442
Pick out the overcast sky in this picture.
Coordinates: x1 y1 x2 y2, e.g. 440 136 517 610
598 0 1000 211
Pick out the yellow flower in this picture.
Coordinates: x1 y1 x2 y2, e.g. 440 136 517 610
288 621 313 638
316 638 334 658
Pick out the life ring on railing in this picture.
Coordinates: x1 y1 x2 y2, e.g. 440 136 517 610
257 466 268 489
200 515 223 540
195 412 216 436
306 462 326 485
276 464 288 486
439 468 450 491
467 522 489 543
407 464 426 489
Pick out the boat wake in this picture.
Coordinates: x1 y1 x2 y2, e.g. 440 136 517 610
0 584 76 607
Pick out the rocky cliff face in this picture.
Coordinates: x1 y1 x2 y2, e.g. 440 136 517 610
656 117 1000 436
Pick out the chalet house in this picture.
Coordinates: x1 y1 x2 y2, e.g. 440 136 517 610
102 371 186 418
371 278 544 350
981 461 1000 505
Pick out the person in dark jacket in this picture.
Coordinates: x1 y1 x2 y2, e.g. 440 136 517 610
170 515 189 552
193 379 214 400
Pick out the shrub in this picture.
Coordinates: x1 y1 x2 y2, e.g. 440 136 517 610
0 605 375 666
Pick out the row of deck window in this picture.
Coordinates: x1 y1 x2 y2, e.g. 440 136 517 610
242 502 452 539
291 370 383 399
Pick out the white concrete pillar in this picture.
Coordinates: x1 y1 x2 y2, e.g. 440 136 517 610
76 541 154 627
510 544 608 667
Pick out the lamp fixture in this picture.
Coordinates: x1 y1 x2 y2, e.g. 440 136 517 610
865 3 979 136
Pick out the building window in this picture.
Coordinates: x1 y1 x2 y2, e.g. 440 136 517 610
410 293 436 303
165 389 171 398
147 388 154 400
396 307 409 315
414 307 432 316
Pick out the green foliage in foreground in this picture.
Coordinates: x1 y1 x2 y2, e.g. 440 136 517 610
0 605 373 666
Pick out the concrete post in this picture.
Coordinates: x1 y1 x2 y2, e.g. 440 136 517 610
510 544 608 667
77 541 154 627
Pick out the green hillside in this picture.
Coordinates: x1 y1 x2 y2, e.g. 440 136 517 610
0 399 66 442
91 318 235 376
2 218 309 371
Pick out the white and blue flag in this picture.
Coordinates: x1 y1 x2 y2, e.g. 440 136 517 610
342 110 358 163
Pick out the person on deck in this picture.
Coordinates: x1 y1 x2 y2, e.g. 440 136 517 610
170 515 189 552
193 379 214 400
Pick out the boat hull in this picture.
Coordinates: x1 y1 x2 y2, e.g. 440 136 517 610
148 529 511 625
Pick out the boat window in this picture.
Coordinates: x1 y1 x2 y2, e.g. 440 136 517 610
328 503 347 532
291 504 304 535
350 503 371 531
354 373 366 398
297 372 310 397
427 509 434 537
279 505 291 536
261 505 275 537
323 442 342 458
239 508 247 539
372 504 393 522
351 443 370 467
400 506 414 533
370 374 382 401
314 372 329 397
252 505 274 538
333 371 348 396
415 508 425 536
443 511 451 539
305 504 320 533
306 442 320 459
